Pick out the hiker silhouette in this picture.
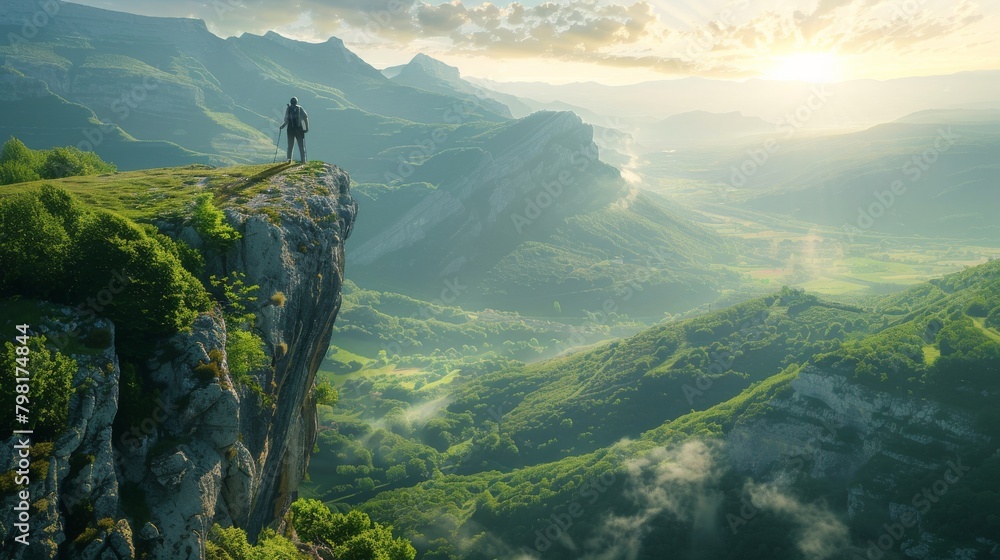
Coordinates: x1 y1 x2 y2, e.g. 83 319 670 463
279 97 309 164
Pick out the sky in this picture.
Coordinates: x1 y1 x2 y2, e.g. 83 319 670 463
64 0 1000 85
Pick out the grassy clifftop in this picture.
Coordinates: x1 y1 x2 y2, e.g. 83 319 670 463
0 161 331 222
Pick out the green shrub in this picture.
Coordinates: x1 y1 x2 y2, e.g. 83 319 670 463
0 137 37 166
206 525 308 560
192 192 240 251
314 380 338 407
194 361 222 383
39 146 115 180
0 186 210 349
289 499 415 559
37 184 84 235
227 328 268 380
0 160 40 184
0 192 72 295
210 273 268 382
0 138 41 185
143 224 205 277
68 209 211 345
0 335 77 439
0 137 115 186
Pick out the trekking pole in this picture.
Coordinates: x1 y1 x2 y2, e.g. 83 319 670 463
272 128 282 164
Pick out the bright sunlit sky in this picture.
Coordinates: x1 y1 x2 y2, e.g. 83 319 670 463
66 0 1000 85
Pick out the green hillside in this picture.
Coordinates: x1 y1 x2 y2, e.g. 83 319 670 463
306 259 1000 559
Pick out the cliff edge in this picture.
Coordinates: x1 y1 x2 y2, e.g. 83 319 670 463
0 163 357 559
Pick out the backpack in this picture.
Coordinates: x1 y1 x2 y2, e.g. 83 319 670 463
288 105 302 131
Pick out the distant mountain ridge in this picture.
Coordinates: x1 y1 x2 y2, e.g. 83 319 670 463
732 109 1000 240
473 71 1000 129
385 53 513 118
0 0 739 316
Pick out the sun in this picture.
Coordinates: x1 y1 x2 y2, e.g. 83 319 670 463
763 52 842 83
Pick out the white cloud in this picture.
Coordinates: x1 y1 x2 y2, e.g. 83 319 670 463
64 0 998 79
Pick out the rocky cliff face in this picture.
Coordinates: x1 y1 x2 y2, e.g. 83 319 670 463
0 163 357 559
349 110 621 271
725 365 997 559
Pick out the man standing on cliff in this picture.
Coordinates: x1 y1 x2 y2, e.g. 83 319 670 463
279 97 309 164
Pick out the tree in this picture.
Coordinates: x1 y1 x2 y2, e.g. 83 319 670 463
314 380 338 407
0 137 114 185
289 499 415 559
70 210 210 344
39 146 115 179
0 192 71 295
290 499 335 544
386 464 407 482
192 192 240 251
206 525 307 560
0 336 77 439
0 137 40 184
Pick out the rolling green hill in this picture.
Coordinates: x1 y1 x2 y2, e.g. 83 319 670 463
308 259 1000 559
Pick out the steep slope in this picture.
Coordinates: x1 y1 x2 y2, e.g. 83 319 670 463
336 260 1000 559
347 110 736 315
0 66 218 170
0 163 357 559
446 290 870 466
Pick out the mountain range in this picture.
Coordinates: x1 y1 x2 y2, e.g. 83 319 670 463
0 0 738 317
2 2 1000 560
